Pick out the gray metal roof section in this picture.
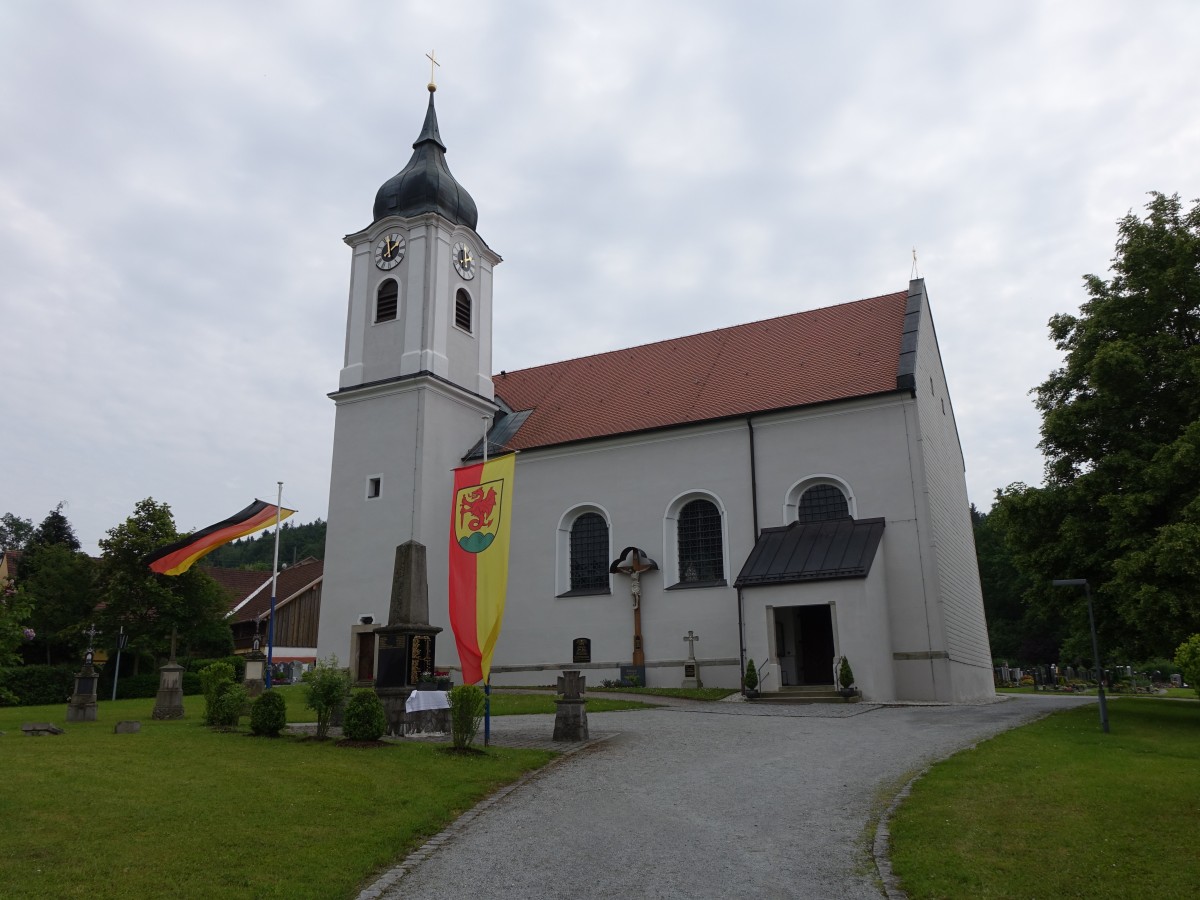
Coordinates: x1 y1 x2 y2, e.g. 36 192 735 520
734 517 886 587
372 90 479 229
895 278 924 392
462 409 532 462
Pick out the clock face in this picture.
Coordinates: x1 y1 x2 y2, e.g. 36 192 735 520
452 241 476 280
374 233 405 270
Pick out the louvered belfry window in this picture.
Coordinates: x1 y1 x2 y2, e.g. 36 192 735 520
678 499 723 582
569 513 609 591
376 279 398 323
455 288 472 331
796 484 849 523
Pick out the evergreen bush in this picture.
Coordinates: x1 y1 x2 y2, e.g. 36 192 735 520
342 689 387 741
250 690 288 736
199 661 236 725
303 655 351 739
448 684 486 749
743 659 759 691
211 683 248 728
839 657 855 690
187 654 246 681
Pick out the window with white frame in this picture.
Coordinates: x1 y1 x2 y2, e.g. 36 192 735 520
676 498 724 584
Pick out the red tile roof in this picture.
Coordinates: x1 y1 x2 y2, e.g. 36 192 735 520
203 558 324 623
493 290 908 450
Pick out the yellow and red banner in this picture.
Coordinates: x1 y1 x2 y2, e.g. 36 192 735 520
448 454 515 684
145 500 295 575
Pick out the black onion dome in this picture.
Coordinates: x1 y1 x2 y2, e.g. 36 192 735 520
372 90 478 229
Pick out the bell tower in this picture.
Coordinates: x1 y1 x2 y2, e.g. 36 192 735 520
319 80 501 665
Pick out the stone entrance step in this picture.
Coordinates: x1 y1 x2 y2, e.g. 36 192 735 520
754 686 858 705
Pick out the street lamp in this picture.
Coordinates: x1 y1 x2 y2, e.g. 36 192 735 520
1052 578 1110 733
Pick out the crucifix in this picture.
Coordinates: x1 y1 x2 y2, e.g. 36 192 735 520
426 49 440 90
609 547 658 668
83 622 98 666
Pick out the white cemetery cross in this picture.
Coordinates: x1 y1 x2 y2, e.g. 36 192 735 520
681 630 701 689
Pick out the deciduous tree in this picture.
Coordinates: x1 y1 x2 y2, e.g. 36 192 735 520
97 498 231 665
997 192 1200 660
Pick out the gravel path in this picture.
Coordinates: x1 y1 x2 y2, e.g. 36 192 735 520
364 694 1093 899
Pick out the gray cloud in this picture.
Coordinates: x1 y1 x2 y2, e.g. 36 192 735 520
3 1 1199 550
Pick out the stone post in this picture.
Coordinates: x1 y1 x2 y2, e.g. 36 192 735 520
553 669 589 741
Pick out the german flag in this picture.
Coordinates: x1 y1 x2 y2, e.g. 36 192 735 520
146 500 295 576
448 454 515 684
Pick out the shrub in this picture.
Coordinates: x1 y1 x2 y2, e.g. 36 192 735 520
342 689 387 741
448 684 486 749
1175 634 1200 699
211 683 248 729
743 659 759 691
303 655 351 739
839 657 855 690
188 655 245 681
250 690 288 737
199 661 236 725
102 671 202 700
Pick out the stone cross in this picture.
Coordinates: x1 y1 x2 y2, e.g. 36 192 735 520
683 630 700 660
557 670 586 700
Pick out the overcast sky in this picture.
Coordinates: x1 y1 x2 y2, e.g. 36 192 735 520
3 1 1199 554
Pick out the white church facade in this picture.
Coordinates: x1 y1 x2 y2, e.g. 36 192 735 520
317 87 995 702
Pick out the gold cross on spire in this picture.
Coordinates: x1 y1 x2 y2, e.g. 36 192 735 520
426 50 440 92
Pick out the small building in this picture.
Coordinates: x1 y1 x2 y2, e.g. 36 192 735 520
206 558 323 672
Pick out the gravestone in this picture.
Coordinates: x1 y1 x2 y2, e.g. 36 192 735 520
553 670 588 741
374 541 443 736
22 722 65 736
114 721 141 734
681 630 701 689
66 639 99 723
152 629 185 719
572 637 591 664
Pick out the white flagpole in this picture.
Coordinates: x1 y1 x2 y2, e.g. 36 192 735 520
265 482 283 689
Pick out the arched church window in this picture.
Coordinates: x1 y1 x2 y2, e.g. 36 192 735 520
569 513 609 592
796 484 849 523
678 499 724 583
375 279 398 323
455 288 472 332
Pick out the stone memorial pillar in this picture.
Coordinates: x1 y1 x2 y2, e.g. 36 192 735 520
553 669 589 741
374 541 443 736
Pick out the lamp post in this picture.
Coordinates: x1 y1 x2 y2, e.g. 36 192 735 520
1052 578 1110 733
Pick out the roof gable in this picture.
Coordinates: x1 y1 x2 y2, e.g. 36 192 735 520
492 290 908 452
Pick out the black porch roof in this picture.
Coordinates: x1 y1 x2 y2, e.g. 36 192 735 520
734 517 886 587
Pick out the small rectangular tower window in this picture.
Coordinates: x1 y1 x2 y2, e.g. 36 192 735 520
376 279 398 323
366 476 382 499
454 288 472 332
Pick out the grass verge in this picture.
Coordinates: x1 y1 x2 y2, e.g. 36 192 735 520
0 698 554 900
888 698 1200 899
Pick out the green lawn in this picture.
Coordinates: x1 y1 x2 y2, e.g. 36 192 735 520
0 697 554 899
889 698 1200 899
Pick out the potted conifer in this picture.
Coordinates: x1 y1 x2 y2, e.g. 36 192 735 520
838 657 857 700
743 659 760 699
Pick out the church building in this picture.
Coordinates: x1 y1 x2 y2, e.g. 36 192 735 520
317 85 995 702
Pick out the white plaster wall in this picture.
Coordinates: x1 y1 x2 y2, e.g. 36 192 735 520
318 378 493 664
741 554 896 700
908 281 994 700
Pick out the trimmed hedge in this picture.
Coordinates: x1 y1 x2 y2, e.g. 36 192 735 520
186 655 246 681
0 665 76 706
